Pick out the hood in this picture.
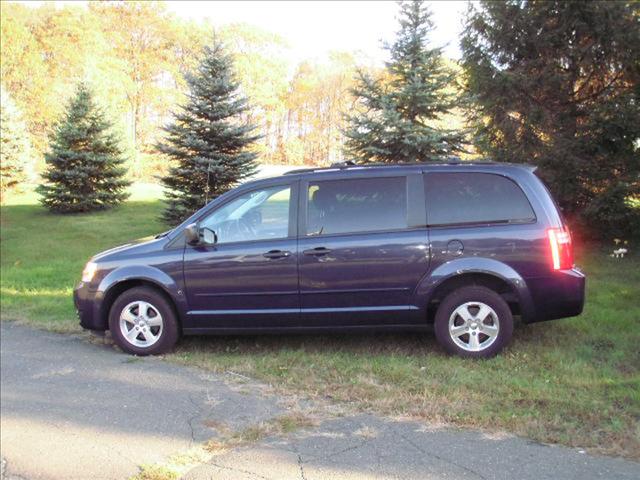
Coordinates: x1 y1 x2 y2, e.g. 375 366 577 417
92 235 167 262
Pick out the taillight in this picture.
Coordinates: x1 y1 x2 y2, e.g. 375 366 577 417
548 227 573 270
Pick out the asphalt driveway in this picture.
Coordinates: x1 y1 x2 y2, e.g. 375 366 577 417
1 321 638 480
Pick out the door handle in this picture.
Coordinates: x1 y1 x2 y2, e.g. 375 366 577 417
263 250 291 259
303 247 332 256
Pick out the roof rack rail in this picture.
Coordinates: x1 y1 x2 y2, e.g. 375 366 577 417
283 167 316 175
284 160 361 175
329 160 358 169
282 158 531 177
444 156 462 164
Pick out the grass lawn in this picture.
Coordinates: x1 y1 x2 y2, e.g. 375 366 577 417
1 184 165 331
1 188 639 459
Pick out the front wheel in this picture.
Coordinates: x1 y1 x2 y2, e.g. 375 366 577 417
108 287 179 356
434 286 513 358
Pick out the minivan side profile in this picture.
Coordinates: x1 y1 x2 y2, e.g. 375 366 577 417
74 163 585 358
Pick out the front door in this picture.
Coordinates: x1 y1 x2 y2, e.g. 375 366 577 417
183 181 299 329
297 174 430 327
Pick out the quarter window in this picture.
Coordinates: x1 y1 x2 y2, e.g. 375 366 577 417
200 185 291 244
425 173 535 226
306 177 408 235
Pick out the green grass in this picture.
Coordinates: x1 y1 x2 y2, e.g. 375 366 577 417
1 184 164 331
1 188 639 458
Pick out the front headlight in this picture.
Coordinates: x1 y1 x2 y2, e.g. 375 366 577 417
81 262 98 283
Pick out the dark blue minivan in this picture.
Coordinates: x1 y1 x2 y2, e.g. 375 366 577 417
74 163 585 358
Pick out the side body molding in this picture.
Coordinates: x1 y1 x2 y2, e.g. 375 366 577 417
94 265 188 325
411 257 536 322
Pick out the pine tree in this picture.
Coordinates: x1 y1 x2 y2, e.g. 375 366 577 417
344 0 464 163
0 87 31 201
158 43 259 225
38 83 130 213
462 1 640 238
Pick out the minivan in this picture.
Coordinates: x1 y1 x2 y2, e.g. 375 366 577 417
74 162 585 358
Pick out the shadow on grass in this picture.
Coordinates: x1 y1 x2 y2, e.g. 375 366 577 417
172 317 558 360
176 330 440 357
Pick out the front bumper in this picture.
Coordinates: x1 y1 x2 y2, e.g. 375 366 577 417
73 282 105 331
525 268 586 323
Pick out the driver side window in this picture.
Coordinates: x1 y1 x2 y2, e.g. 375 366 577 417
200 185 291 244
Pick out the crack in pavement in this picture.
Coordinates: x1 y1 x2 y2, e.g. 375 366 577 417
186 393 203 443
394 426 489 480
208 461 274 480
307 437 373 463
297 421 396 465
297 454 307 480
287 435 308 480
186 414 198 444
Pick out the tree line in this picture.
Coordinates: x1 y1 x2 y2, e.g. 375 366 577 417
0 1 362 175
1 0 638 238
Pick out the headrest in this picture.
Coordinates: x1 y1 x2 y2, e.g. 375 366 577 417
311 187 335 210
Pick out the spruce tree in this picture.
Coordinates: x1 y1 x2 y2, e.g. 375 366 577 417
462 1 640 238
38 83 130 213
344 0 464 163
0 86 31 201
158 43 259 225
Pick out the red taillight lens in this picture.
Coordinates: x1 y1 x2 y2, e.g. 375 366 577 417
548 227 573 270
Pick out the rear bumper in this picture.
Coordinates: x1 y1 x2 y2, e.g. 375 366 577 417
525 268 586 323
73 282 106 331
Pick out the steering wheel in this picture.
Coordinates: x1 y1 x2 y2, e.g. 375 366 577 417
217 218 256 242
235 217 256 239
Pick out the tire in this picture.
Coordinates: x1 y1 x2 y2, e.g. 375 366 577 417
108 286 179 356
434 286 513 358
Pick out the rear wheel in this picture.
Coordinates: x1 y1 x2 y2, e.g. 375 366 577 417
108 287 179 356
434 286 513 358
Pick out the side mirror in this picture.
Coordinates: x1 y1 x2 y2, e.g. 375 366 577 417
185 223 217 246
199 227 217 245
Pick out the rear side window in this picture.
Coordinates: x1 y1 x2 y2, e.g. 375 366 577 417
425 173 535 226
306 177 407 235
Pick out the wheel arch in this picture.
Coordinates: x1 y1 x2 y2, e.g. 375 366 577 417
94 266 186 331
413 258 535 323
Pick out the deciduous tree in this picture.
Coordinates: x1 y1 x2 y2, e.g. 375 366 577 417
218 23 290 163
0 87 31 201
0 2 102 154
89 1 188 171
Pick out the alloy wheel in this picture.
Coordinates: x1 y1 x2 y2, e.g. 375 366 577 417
448 301 500 352
119 301 164 348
